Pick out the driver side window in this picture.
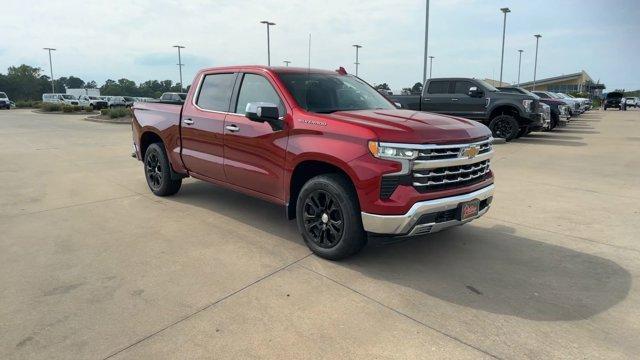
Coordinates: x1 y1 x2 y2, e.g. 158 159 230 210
235 74 284 116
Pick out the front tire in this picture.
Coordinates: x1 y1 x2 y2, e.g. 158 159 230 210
489 114 519 141
143 143 182 196
296 174 366 260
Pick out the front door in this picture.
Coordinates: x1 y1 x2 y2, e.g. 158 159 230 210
180 72 237 181
223 73 288 201
452 80 486 119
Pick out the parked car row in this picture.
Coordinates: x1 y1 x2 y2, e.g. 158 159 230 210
389 78 590 141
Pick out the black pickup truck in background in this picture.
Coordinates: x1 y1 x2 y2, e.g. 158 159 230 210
390 78 543 141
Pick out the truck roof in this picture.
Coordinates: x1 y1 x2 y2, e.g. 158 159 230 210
197 65 339 75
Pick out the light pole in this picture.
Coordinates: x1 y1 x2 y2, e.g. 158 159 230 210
43 48 56 93
499 7 510 85
533 34 542 90
283 60 291 67
428 56 434 79
422 0 430 89
517 49 523 86
352 44 362 76
173 45 185 91
260 21 276 66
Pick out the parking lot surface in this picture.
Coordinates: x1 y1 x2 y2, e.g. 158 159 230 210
1 108 639 359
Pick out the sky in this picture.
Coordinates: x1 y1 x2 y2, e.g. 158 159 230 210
2 0 639 92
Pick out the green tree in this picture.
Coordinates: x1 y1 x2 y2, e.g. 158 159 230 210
411 82 423 94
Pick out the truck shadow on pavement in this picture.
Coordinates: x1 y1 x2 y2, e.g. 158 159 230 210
170 182 631 322
351 224 631 322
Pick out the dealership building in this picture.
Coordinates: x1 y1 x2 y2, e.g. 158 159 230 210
518 70 605 97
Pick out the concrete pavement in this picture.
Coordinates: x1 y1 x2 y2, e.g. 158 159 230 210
1 108 638 359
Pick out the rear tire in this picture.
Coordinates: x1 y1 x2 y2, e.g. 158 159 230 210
489 114 519 141
143 143 182 196
296 174 366 260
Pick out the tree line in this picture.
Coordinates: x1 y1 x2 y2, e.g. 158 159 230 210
0 64 186 101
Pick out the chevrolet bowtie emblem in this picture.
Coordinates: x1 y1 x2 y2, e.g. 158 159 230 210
461 146 480 159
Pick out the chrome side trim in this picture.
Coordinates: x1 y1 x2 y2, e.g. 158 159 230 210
361 184 494 235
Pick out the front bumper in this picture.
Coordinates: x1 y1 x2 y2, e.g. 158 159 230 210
361 184 494 236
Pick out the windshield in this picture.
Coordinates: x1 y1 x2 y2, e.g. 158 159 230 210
61 95 76 99
0 92 7 98
517 88 539 98
277 72 395 113
88 96 99 100
475 79 499 92
178 93 187 100
123 96 135 101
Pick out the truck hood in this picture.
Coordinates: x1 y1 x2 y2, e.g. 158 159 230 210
322 109 491 144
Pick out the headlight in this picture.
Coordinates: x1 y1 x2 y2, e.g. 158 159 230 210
522 99 533 112
368 141 418 160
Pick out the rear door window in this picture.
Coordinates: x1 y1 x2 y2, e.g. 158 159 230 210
196 73 236 111
427 81 450 94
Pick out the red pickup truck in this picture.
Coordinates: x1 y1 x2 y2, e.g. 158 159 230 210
131 66 495 259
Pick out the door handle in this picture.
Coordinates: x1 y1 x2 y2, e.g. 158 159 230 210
451 98 459 101
225 124 240 132
183 118 194 125
423 98 431 101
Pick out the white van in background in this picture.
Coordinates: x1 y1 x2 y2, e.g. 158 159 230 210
42 93 80 106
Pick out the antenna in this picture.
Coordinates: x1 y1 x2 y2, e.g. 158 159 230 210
308 33 312 70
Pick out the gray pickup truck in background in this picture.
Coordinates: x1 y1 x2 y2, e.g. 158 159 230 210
390 78 544 141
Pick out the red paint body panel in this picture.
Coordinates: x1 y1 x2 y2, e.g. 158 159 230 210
132 65 494 216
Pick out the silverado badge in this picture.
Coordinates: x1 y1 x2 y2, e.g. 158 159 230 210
461 145 480 159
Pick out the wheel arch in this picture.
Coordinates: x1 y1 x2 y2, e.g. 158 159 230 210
489 104 521 120
287 159 359 220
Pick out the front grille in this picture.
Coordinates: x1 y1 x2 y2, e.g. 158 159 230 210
413 160 490 191
417 141 491 161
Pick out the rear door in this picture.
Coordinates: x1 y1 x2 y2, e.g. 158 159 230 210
452 80 486 119
422 80 451 113
180 72 238 181
223 72 288 201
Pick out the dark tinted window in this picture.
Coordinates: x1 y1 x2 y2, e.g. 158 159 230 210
196 73 236 111
534 92 549 98
427 81 449 94
235 74 284 115
453 81 475 94
277 73 394 113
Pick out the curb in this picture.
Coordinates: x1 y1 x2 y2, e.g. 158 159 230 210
32 109 97 116
84 115 132 124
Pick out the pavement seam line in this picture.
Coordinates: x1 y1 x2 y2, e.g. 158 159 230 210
102 253 312 360
299 265 503 360
1 194 140 219
485 216 640 254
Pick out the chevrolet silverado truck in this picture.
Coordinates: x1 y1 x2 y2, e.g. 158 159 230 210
390 78 543 141
131 66 495 259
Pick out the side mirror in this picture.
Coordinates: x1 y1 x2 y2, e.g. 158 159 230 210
245 102 279 122
394 102 402 109
468 86 484 97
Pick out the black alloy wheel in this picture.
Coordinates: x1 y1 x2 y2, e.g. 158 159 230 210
143 143 182 196
489 114 519 141
302 190 344 248
145 150 163 191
